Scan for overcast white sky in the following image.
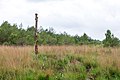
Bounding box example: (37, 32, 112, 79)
(0, 0, 120, 40)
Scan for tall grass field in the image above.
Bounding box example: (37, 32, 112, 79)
(0, 45, 120, 80)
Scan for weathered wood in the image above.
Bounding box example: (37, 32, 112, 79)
(35, 13, 38, 54)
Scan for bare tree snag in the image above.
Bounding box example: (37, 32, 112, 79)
(35, 13, 38, 55)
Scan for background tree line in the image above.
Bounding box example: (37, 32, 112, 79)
(0, 21, 119, 47)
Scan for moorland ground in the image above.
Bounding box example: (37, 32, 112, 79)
(0, 45, 120, 80)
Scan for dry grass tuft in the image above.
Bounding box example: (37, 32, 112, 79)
(0, 45, 120, 69)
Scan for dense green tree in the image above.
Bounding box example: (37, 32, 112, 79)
(103, 30, 120, 47)
(74, 35, 80, 44)
(0, 21, 18, 45)
(26, 26, 35, 45)
(0, 21, 104, 46)
(79, 33, 92, 45)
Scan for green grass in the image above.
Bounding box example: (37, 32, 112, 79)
(0, 52, 120, 80)
(0, 45, 120, 80)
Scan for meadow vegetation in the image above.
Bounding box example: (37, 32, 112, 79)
(0, 21, 120, 80)
(0, 45, 120, 80)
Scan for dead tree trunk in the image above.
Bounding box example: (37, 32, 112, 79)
(35, 13, 38, 55)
